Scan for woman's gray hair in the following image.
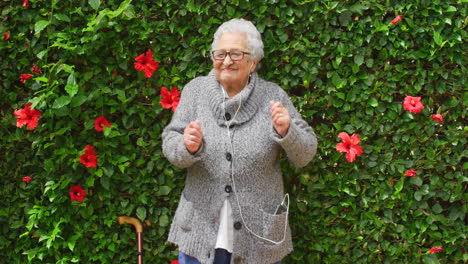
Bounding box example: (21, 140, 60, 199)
(211, 18, 264, 61)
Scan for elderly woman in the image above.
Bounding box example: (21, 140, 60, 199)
(162, 18, 317, 264)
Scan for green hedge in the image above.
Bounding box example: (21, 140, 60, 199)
(0, 0, 466, 263)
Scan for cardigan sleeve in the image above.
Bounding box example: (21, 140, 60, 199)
(271, 89, 318, 168)
(162, 79, 204, 168)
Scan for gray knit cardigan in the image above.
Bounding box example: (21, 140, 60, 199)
(162, 70, 317, 264)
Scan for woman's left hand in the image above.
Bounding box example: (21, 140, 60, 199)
(270, 101, 290, 137)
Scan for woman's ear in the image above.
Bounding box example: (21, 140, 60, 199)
(250, 60, 259, 73)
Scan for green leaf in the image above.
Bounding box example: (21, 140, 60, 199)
(89, 0, 101, 10)
(116, 156, 130, 163)
(34, 20, 51, 35)
(95, 169, 103, 177)
(413, 177, 423, 186)
(395, 178, 404, 193)
(422, 254, 439, 264)
(56, 63, 75, 74)
(354, 55, 364, 66)
(369, 98, 378, 107)
(395, 224, 405, 233)
(35, 77, 49, 83)
(319, 33, 330, 43)
(226, 5, 235, 17)
(432, 203, 443, 214)
(449, 206, 463, 221)
(158, 186, 172, 196)
(103, 125, 112, 137)
(339, 10, 352, 26)
(445, 6, 457, 12)
(52, 96, 71, 108)
(118, 162, 130, 173)
(54, 13, 70, 22)
(136, 207, 147, 221)
(67, 72, 77, 85)
(433, 31, 443, 46)
(136, 137, 148, 147)
(115, 89, 127, 102)
(331, 72, 343, 88)
(86, 176, 95, 187)
(109, 0, 132, 18)
(70, 95, 87, 107)
(159, 214, 169, 227)
(68, 240, 76, 251)
(108, 130, 121, 138)
(36, 49, 48, 59)
(65, 84, 79, 97)
(101, 177, 110, 190)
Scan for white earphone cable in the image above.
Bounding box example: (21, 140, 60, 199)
(220, 77, 289, 245)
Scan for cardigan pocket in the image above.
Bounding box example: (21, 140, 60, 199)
(261, 208, 288, 244)
(175, 193, 194, 232)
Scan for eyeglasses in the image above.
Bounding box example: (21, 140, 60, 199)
(212, 49, 251, 61)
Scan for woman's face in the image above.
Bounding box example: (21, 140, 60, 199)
(213, 32, 257, 89)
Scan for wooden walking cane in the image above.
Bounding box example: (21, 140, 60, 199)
(118, 216, 144, 264)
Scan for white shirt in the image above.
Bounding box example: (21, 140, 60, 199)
(215, 199, 234, 252)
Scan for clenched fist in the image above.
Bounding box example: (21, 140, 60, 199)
(270, 101, 290, 137)
(184, 120, 203, 153)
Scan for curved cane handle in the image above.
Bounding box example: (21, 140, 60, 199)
(118, 216, 143, 233)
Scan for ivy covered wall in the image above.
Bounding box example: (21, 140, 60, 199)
(0, 0, 466, 263)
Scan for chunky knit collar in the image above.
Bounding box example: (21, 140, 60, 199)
(206, 69, 260, 127)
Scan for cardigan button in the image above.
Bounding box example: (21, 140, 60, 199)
(225, 113, 231, 121)
(225, 152, 232, 161)
(225, 185, 232, 193)
(234, 221, 242, 230)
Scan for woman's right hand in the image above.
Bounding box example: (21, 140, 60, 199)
(184, 120, 203, 153)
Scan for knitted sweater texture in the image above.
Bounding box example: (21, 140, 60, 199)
(162, 70, 317, 264)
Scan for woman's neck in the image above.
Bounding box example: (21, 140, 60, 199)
(220, 77, 250, 98)
(223, 86, 242, 98)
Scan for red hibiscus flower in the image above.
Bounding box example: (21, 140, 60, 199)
(20, 73, 32, 83)
(432, 114, 443, 124)
(171, 260, 179, 264)
(22, 0, 29, 7)
(391, 15, 403, 24)
(160, 87, 181, 112)
(22, 176, 32, 183)
(93, 115, 112, 132)
(134, 49, 159, 78)
(403, 96, 425, 114)
(31, 64, 41, 74)
(13, 103, 42, 130)
(389, 178, 394, 185)
(79, 145, 98, 168)
(336, 132, 363, 162)
(404, 169, 417, 178)
(69, 184, 87, 202)
(428, 246, 443, 254)
(3, 30, 10, 40)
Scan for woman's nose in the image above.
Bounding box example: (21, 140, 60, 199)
(222, 55, 234, 66)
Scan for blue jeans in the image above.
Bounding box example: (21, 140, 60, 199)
(179, 249, 282, 264)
